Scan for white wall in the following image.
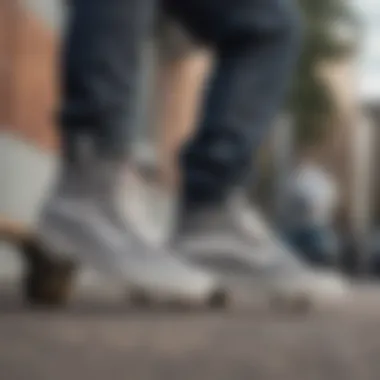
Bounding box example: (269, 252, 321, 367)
(21, 0, 64, 31)
(0, 134, 56, 222)
(0, 133, 56, 279)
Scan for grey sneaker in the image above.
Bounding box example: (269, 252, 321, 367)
(36, 160, 221, 307)
(172, 193, 348, 309)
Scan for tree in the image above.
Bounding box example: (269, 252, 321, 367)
(289, 0, 358, 147)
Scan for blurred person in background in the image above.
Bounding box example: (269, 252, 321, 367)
(37, 0, 346, 306)
(285, 155, 341, 267)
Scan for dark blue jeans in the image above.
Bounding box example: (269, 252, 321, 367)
(60, 0, 301, 204)
(286, 226, 340, 267)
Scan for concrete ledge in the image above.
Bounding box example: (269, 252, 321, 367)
(2, 282, 380, 380)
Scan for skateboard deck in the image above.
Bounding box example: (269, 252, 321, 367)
(0, 217, 76, 307)
(0, 217, 315, 312)
(0, 217, 230, 310)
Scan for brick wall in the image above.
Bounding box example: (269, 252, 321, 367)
(0, 1, 58, 151)
(0, 0, 13, 126)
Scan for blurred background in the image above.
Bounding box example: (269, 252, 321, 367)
(1, 0, 380, 279)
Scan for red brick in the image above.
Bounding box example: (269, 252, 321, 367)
(0, 1, 58, 152)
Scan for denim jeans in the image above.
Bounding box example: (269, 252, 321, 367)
(60, 0, 301, 203)
(286, 225, 340, 267)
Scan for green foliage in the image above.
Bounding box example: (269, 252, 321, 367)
(289, 0, 357, 146)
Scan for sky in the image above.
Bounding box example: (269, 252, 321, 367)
(352, 0, 380, 101)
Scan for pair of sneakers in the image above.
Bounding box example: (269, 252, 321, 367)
(37, 159, 348, 309)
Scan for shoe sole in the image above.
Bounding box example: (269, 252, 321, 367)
(172, 251, 349, 313)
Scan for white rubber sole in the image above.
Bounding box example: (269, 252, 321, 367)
(37, 210, 222, 307)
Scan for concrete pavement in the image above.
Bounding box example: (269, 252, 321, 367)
(2, 281, 380, 380)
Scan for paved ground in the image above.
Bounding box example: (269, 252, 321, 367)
(2, 281, 380, 380)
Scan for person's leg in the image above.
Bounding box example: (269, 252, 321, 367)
(157, 53, 211, 189)
(155, 18, 212, 189)
(60, 0, 152, 159)
(37, 0, 219, 303)
(165, 0, 347, 302)
(164, 0, 301, 203)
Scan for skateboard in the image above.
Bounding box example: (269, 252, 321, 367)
(0, 217, 76, 307)
(0, 217, 229, 310)
(0, 217, 315, 312)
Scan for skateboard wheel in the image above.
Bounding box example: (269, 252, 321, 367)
(290, 294, 313, 313)
(129, 289, 153, 309)
(22, 241, 76, 307)
(24, 268, 73, 307)
(208, 288, 230, 309)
